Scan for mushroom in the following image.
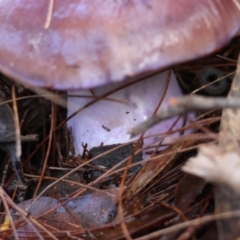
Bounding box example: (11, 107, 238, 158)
(0, 1, 239, 161)
(67, 70, 192, 158)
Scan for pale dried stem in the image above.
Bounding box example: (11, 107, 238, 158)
(11, 87, 21, 158)
(44, 0, 54, 29)
(129, 95, 240, 138)
(182, 55, 240, 240)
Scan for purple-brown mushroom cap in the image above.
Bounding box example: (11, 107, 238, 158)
(0, 0, 239, 89)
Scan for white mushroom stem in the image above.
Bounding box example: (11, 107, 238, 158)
(67, 70, 193, 158)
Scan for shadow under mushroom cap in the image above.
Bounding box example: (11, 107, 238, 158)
(0, 0, 239, 89)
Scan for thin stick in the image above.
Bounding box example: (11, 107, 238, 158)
(11, 87, 21, 159)
(0, 134, 38, 143)
(129, 95, 240, 138)
(3, 188, 56, 240)
(181, 56, 240, 239)
(134, 210, 240, 240)
(0, 188, 19, 240)
(44, 0, 54, 29)
(33, 102, 55, 198)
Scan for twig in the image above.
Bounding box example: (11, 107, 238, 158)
(33, 101, 55, 197)
(0, 187, 44, 240)
(44, 0, 54, 29)
(129, 95, 240, 138)
(134, 210, 240, 240)
(0, 134, 38, 143)
(182, 54, 240, 240)
(11, 87, 21, 159)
